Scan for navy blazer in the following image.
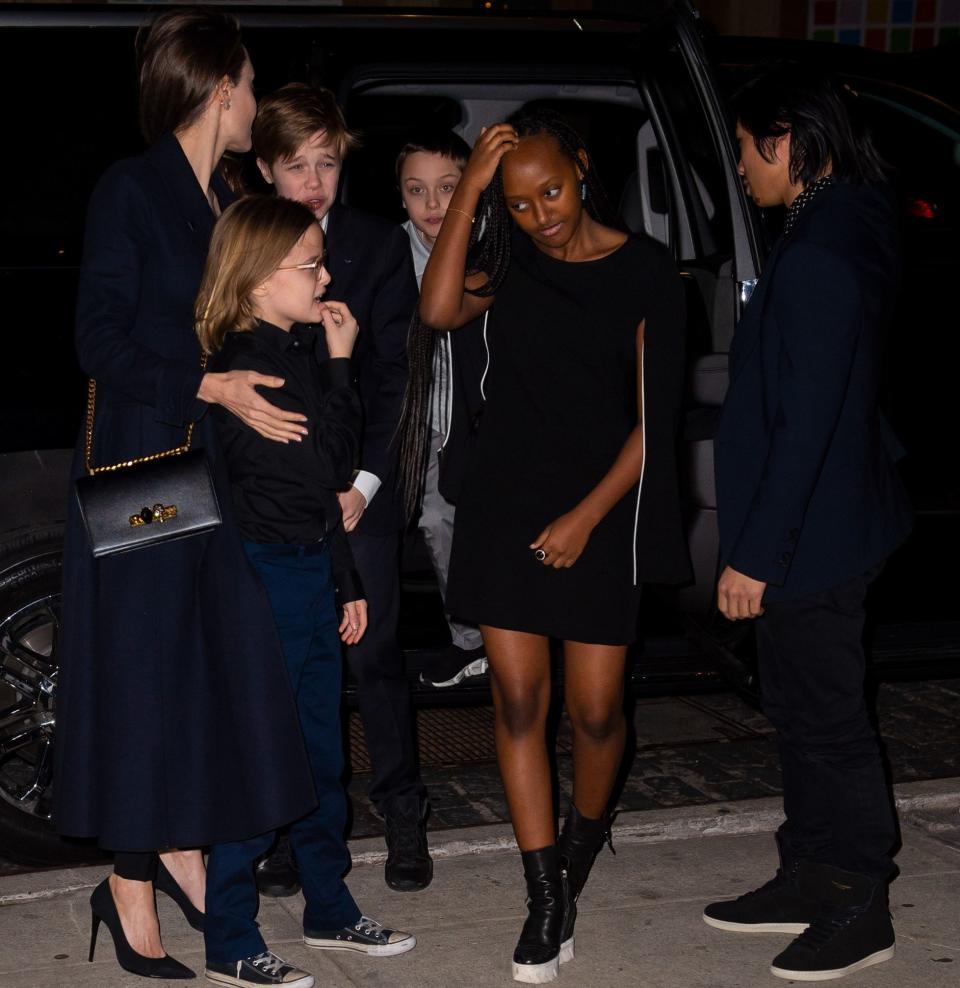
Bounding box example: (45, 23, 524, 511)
(714, 181, 912, 602)
(323, 203, 417, 535)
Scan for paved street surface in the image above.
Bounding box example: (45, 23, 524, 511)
(347, 679, 960, 838)
(1, 781, 957, 988)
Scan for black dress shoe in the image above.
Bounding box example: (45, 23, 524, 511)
(89, 878, 196, 979)
(255, 834, 301, 898)
(156, 859, 205, 931)
(383, 796, 433, 892)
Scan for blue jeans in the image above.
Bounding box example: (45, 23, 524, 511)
(204, 542, 361, 964)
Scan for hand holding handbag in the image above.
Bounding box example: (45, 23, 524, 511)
(74, 369, 222, 557)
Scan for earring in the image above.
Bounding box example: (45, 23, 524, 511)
(580, 180, 587, 201)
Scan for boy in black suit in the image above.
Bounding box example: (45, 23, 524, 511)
(253, 85, 432, 893)
(706, 64, 912, 981)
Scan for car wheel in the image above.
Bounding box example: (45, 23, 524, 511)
(0, 527, 99, 866)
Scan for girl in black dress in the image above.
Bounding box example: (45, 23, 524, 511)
(418, 109, 689, 983)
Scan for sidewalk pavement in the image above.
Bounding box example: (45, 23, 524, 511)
(1, 779, 957, 988)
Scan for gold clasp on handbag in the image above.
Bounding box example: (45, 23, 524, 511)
(129, 503, 178, 527)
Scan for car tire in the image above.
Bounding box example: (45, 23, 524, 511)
(0, 526, 101, 866)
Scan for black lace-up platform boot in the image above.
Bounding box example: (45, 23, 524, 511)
(512, 846, 566, 984)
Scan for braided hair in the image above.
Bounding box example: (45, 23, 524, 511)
(395, 108, 618, 522)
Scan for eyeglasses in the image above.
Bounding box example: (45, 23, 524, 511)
(277, 249, 328, 275)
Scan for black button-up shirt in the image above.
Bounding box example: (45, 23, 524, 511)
(210, 320, 363, 600)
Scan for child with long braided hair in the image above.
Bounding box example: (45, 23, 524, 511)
(418, 108, 690, 982)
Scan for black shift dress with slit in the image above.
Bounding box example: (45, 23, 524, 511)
(445, 230, 691, 645)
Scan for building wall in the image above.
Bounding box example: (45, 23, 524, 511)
(809, 0, 960, 50)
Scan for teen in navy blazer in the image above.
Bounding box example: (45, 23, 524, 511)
(705, 64, 912, 983)
(715, 180, 912, 600)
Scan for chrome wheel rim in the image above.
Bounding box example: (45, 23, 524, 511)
(0, 592, 59, 821)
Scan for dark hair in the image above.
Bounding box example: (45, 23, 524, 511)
(395, 107, 616, 521)
(136, 7, 246, 145)
(732, 61, 886, 187)
(395, 130, 472, 184)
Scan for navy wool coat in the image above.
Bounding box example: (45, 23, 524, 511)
(53, 134, 316, 851)
(715, 181, 913, 602)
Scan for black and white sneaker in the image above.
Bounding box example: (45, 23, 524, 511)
(303, 915, 416, 956)
(205, 950, 314, 987)
(419, 644, 488, 688)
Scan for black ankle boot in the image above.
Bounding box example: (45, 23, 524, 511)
(512, 846, 565, 984)
(556, 805, 613, 959)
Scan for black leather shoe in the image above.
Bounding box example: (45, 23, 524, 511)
(383, 796, 433, 891)
(512, 846, 566, 984)
(255, 834, 301, 898)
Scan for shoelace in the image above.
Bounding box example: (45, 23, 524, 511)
(355, 916, 386, 940)
(250, 951, 285, 976)
(791, 907, 861, 950)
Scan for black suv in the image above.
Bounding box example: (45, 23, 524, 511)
(1, 2, 956, 866)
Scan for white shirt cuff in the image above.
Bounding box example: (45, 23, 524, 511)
(351, 470, 381, 507)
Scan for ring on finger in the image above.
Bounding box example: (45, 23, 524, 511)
(534, 549, 547, 562)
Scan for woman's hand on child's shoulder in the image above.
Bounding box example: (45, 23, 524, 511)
(199, 370, 308, 443)
(317, 300, 359, 359)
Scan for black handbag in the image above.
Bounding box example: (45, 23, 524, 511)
(75, 372, 222, 558)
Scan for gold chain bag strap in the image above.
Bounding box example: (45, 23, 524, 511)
(74, 358, 222, 557)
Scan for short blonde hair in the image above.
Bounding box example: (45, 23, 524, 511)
(253, 83, 359, 166)
(195, 195, 318, 354)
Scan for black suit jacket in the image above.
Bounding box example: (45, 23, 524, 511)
(323, 203, 417, 535)
(714, 181, 913, 602)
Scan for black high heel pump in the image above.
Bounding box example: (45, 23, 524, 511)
(155, 859, 205, 932)
(89, 878, 196, 980)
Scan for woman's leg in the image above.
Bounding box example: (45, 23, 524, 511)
(111, 852, 163, 958)
(159, 847, 206, 912)
(482, 626, 554, 851)
(563, 641, 629, 818)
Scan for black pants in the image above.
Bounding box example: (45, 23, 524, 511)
(114, 851, 158, 882)
(347, 529, 425, 812)
(757, 565, 896, 881)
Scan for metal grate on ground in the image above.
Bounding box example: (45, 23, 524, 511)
(348, 706, 574, 774)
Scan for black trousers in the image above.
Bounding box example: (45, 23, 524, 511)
(114, 851, 158, 882)
(757, 564, 896, 881)
(347, 529, 425, 811)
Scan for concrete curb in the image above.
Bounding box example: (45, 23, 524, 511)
(346, 775, 960, 865)
(3, 777, 957, 905)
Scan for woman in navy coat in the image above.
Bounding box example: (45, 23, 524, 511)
(52, 9, 315, 979)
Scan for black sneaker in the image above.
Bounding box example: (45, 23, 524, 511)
(770, 863, 895, 981)
(255, 834, 301, 898)
(303, 915, 416, 956)
(205, 951, 314, 987)
(419, 644, 488, 688)
(383, 796, 433, 892)
(703, 857, 813, 934)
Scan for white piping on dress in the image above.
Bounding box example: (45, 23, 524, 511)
(631, 335, 647, 586)
(479, 309, 491, 401)
(438, 333, 455, 451)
